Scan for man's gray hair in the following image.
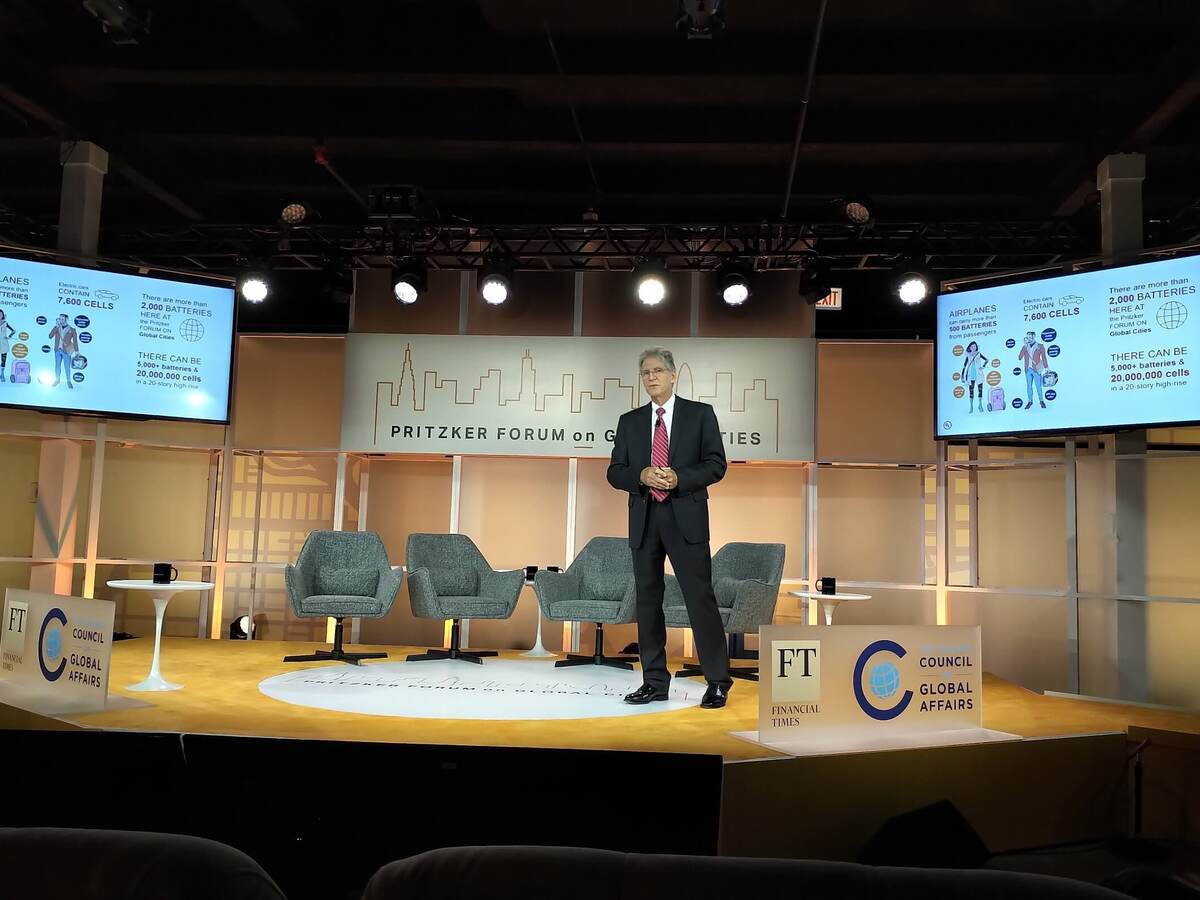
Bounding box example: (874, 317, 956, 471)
(638, 347, 676, 372)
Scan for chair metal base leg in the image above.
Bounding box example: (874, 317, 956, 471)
(406, 647, 497, 665)
(674, 661, 759, 681)
(555, 654, 636, 671)
(284, 618, 385, 667)
(283, 649, 388, 666)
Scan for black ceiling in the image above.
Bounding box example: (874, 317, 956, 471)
(0, 0, 1198, 334)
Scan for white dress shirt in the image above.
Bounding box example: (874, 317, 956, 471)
(649, 392, 676, 459)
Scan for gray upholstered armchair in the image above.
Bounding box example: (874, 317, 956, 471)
(283, 530, 402, 666)
(664, 541, 785, 681)
(405, 533, 524, 664)
(533, 536, 637, 670)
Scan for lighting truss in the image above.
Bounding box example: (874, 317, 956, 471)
(0, 220, 1093, 274)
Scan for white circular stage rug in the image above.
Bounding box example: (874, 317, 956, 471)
(258, 658, 707, 720)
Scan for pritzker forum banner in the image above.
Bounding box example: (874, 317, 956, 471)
(340, 334, 815, 461)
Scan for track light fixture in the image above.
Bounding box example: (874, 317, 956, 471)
(323, 255, 353, 305)
(479, 256, 514, 305)
(237, 258, 271, 304)
(392, 257, 426, 305)
(797, 257, 833, 305)
(893, 257, 935, 305)
(280, 203, 308, 225)
(717, 261, 754, 306)
(835, 195, 874, 226)
(633, 258, 669, 306)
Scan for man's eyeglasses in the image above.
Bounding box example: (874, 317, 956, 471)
(641, 367, 668, 379)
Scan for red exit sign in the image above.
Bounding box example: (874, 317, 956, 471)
(815, 287, 842, 310)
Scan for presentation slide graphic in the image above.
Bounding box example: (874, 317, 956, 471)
(0, 257, 235, 422)
(936, 255, 1200, 438)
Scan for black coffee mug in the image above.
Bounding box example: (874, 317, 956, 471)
(547, 566, 561, 573)
(525, 565, 539, 582)
(815, 576, 836, 595)
(153, 563, 179, 585)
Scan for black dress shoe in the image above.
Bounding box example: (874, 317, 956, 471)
(624, 684, 669, 704)
(700, 683, 730, 709)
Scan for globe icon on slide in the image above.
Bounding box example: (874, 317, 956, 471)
(1157, 301, 1188, 330)
(179, 318, 205, 342)
(869, 661, 901, 700)
(45, 627, 62, 662)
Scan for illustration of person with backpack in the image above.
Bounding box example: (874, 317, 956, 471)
(49, 314, 79, 390)
(1018, 331, 1048, 410)
(960, 341, 988, 413)
(0, 308, 14, 382)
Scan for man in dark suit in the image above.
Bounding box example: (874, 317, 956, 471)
(607, 347, 732, 709)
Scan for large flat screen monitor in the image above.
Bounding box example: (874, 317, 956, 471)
(0, 256, 235, 423)
(936, 254, 1200, 439)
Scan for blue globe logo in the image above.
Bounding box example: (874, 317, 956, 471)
(45, 627, 62, 662)
(869, 661, 901, 700)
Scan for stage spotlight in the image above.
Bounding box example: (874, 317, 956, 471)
(228, 615, 255, 640)
(237, 263, 271, 304)
(675, 0, 725, 38)
(633, 258, 668, 306)
(836, 195, 874, 226)
(893, 259, 935, 305)
(718, 262, 753, 306)
(392, 258, 426, 305)
(897, 273, 930, 305)
(798, 257, 833, 305)
(478, 257, 513, 306)
(322, 257, 353, 305)
(280, 203, 308, 225)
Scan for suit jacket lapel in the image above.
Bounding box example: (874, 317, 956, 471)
(639, 403, 653, 469)
(668, 397, 684, 466)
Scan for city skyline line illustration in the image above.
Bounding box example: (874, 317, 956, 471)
(371, 343, 782, 450)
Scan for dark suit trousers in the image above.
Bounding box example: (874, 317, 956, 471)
(634, 499, 732, 692)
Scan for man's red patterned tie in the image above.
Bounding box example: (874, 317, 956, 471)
(650, 407, 669, 501)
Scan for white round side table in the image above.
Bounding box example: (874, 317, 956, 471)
(789, 590, 872, 625)
(108, 580, 214, 692)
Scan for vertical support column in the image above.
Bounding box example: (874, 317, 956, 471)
(351, 457, 370, 644)
(58, 141, 109, 261)
(31, 142, 109, 596)
(448, 454, 463, 648)
(30, 438, 83, 594)
(935, 442, 949, 625)
(1114, 431, 1147, 699)
(1099, 153, 1148, 701)
(967, 440, 979, 588)
(81, 420, 106, 599)
(1098, 153, 1145, 260)
(197, 448, 220, 637)
(565, 272, 584, 651)
(805, 463, 820, 625)
(210, 430, 237, 638)
(564, 457, 580, 653)
(329, 451, 348, 644)
(245, 452, 265, 641)
(1064, 439, 1080, 693)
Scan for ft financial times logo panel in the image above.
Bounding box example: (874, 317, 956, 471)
(769, 637, 977, 730)
(2, 600, 107, 688)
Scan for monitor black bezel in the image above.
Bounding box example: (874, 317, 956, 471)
(0, 253, 238, 426)
(933, 253, 1200, 442)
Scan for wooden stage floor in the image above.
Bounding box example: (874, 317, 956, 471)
(37, 636, 1200, 760)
